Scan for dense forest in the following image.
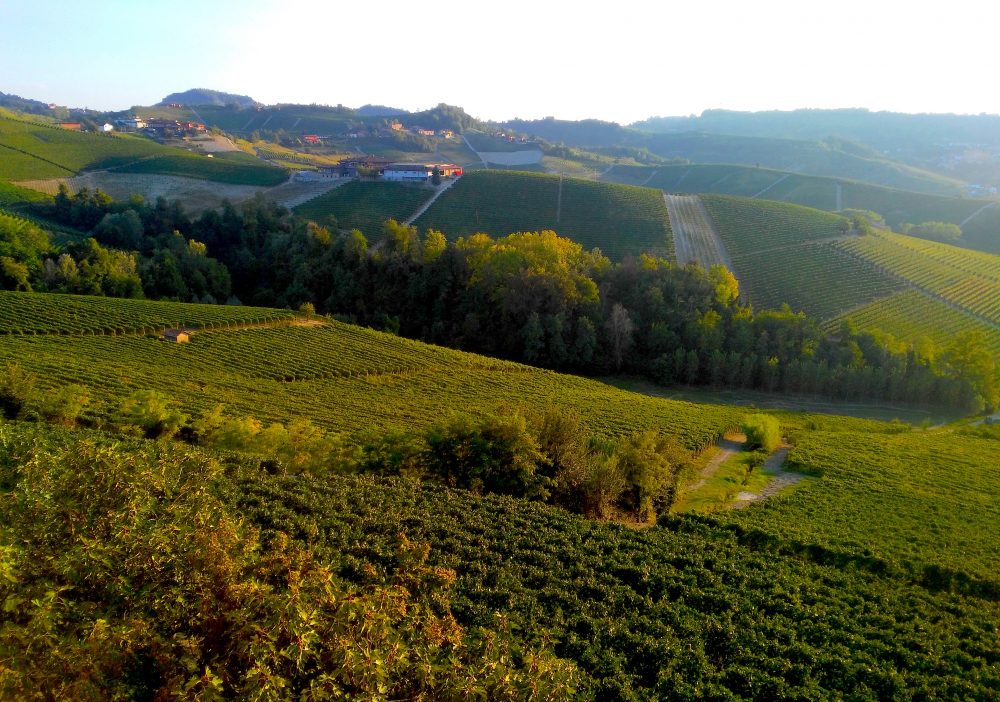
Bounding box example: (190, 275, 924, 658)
(3, 186, 996, 412)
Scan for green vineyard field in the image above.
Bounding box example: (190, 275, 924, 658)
(828, 289, 1000, 357)
(701, 195, 850, 256)
(294, 180, 434, 235)
(0, 290, 295, 335)
(414, 170, 674, 260)
(835, 231, 1000, 326)
(730, 242, 904, 319)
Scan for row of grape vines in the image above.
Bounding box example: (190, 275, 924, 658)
(0, 291, 294, 335)
(827, 289, 1000, 357)
(701, 194, 851, 256)
(225, 457, 1000, 701)
(414, 171, 674, 260)
(664, 194, 730, 268)
(294, 180, 433, 236)
(0, 326, 739, 450)
(730, 242, 904, 320)
(834, 231, 1000, 325)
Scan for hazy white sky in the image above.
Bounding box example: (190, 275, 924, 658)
(2, 0, 997, 124)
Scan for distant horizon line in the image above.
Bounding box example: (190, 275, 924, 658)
(6, 87, 1000, 126)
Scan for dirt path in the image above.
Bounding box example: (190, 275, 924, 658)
(264, 177, 348, 210)
(730, 447, 805, 508)
(960, 201, 997, 227)
(752, 173, 790, 198)
(664, 193, 735, 270)
(685, 434, 745, 492)
(403, 177, 459, 225)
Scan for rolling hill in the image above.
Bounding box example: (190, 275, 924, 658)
(0, 111, 287, 186)
(1, 289, 998, 700)
(294, 180, 435, 235)
(413, 170, 674, 260)
(503, 118, 965, 196)
(692, 194, 1000, 358)
(602, 163, 1000, 254)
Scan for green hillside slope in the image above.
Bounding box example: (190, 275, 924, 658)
(414, 170, 674, 260)
(603, 163, 1000, 254)
(294, 181, 434, 234)
(0, 112, 286, 185)
(0, 292, 738, 448)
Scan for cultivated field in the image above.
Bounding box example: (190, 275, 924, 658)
(414, 170, 674, 260)
(294, 180, 434, 235)
(664, 194, 733, 269)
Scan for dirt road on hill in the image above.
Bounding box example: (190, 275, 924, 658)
(664, 193, 734, 270)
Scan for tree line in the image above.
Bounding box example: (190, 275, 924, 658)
(8, 187, 998, 412)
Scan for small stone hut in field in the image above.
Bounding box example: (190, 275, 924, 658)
(163, 329, 190, 343)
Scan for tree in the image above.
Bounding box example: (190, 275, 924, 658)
(117, 390, 188, 440)
(742, 414, 781, 453)
(522, 311, 545, 364)
(606, 303, 634, 371)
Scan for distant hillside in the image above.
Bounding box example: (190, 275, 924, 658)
(602, 163, 1000, 254)
(158, 89, 257, 108)
(0, 91, 57, 117)
(413, 170, 673, 260)
(632, 108, 1000, 185)
(0, 111, 286, 185)
(502, 118, 964, 196)
(695, 194, 1000, 358)
(356, 104, 409, 116)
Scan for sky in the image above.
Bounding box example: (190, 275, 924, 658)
(2, 0, 998, 124)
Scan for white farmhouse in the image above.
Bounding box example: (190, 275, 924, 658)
(383, 163, 433, 181)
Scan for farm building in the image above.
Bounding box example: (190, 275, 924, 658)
(57, 122, 82, 130)
(303, 134, 321, 144)
(100, 123, 114, 133)
(163, 329, 190, 343)
(384, 164, 434, 181)
(435, 164, 463, 177)
(322, 156, 393, 178)
(115, 117, 147, 131)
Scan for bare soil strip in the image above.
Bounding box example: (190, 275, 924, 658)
(403, 178, 459, 225)
(685, 435, 745, 492)
(730, 447, 807, 508)
(664, 193, 735, 270)
(752, 173, 790, 198)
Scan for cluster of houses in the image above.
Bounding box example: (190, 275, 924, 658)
(114, 116, 207, 136)
(313, 157, 462, 181)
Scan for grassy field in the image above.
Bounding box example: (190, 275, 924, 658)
(294, 180, 434, 234)
(414, 170, 674, 260)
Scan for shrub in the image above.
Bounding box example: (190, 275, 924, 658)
(742, 413, 781, 453)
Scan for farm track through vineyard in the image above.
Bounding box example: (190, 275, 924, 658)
(664, 194, 733, 269)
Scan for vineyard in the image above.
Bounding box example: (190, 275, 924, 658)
(828, 289, 1000, 358)
(110, 151, 288, 186)
(0, 306, 742, 448)
(294, 181, 434, 235)
(701, 195, 851, 256)
(716, 424, 1000, 580)
(0, 180, 50, 209)
(0, 112, 287, 186)
(0, 290, 294, 335)
(414, 170, 674, 260)
(834, 230, 1000, 326)
(664, 194, 731, 268)
(729, 242, 904, 319)
(601, 163, 1000, 254)
(226, 447, 1000, 701)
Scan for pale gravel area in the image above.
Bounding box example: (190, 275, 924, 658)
(477, 149, 544, 166)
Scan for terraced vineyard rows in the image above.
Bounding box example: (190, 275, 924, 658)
(294, 180, 434, 236)
(111, 151, 288, 186)
(731, 242, 904, 319)
(834, 231, 1000, 325)
(828, 289, 1000, 357)
(701, 194, 851, 256)
(0, 317, 740, 450)
(414, 170, 674, 260)
(0, 291, 295, 335)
